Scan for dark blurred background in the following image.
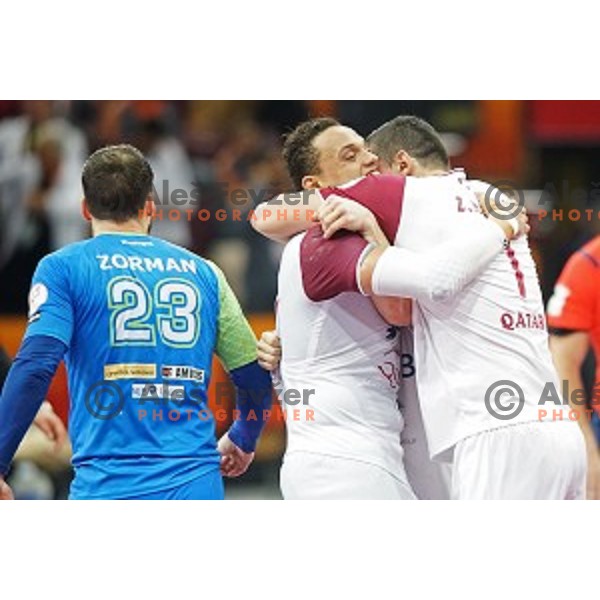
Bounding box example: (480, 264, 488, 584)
(1, 100, 599, 498)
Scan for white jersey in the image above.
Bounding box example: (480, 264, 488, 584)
(275, 231, 406, 480)
(321, 171, 560, 461)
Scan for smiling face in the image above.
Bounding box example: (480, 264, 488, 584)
(304, 125, 379, 189)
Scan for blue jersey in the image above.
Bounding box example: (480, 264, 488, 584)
(25, 232, 257, 499)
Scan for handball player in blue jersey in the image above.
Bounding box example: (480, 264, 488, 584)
(0, 144, 272, 500)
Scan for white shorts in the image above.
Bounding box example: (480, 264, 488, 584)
(280, 452, 417, 500)
(452, 420, 587, 500)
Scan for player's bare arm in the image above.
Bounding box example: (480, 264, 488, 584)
(252, 190, 323, 243)
(477, 190, 531, 239)
(550, 331, 600, 499)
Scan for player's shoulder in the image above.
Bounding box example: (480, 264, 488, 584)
(578, 235, 600, 265)
(465, 178, 492, 193)
(37, 238, 96, 271)
(354, 172, 406, 191)
(149, 236, 202, 263)
(152, 236, 197, 259)
(154, 237, 220, 279)
(465, 178, 515, 207)
(326, 173, 406, 196)
(342, 172, 406, 186)
(404, 170, 471, 194)
(563, 236, 600, 277)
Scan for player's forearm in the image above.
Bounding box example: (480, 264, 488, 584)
(570, 376, 598, 452)
(0, 335, 65, 474)
(549, 333, 596, 449)
(252, 190, 322, 243)
(361, 218, 506, 301)
(371, 296, 412, 326)
(210, 263, 273, 451)
(227, 360, 273, 453)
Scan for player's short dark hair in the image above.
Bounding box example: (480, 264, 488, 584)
(82, 144, 154, 222)
(367, 116, 449, 169)
(282, 117, 340, 188)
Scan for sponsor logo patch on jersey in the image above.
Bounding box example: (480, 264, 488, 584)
(161, 365, 205, 383)
(104, 363, 157, 380)
(132, 383, 185, 400)
(500, 311, 546, 331)
(28, 283, 48, 321)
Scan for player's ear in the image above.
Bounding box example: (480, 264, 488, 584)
(143, 197, 155, 217)
(301, 175, 320, 190)
(392, 150, 415, 175)
(81, 198, 92, 222)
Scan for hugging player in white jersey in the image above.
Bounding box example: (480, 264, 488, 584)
(254, 117, 524, 500)
(256, 116, 586, 500)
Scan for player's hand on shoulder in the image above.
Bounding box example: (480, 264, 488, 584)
(0, 477, 14, 500)
(316, 195, 377, 239)
(33, 401, 68, 451)
(257, 330, 281, 372)
(218, 432, 255, 478)
(512, 207, 530, 239)
(477, 190, 530, 240)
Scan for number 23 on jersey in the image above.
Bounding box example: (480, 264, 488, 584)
(107, 276, 201, 348)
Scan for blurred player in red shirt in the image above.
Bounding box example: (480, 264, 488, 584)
(548, 236, 600, 499)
